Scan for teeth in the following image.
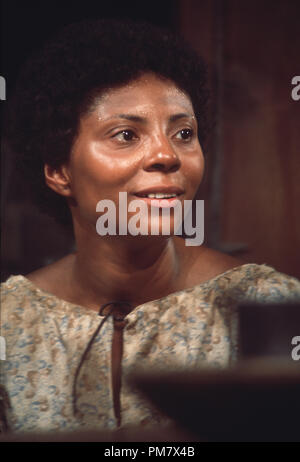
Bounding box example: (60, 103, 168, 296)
(146, 193, 177, 199)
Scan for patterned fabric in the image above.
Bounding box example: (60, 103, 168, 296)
(0, 263, 300, 433)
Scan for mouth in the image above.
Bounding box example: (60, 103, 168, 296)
(132, 186, 184, 208)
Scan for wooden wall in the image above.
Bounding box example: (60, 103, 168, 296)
(179, 0, 300, 278)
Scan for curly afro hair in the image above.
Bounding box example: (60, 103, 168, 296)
(6, 18, 209, 230)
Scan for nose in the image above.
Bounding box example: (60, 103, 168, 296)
(143, 137, 181, 174)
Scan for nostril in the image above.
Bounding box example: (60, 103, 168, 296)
(151, 163, 164, 170)
(168, 164, 180, 173)
(147, 163, 180, 173)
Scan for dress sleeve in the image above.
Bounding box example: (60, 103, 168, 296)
(248, 268, 300, 303)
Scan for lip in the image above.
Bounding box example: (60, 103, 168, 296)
(133, 185, 185, 197)
(132, 196, 181, 208)
(132, 185, 184, 209)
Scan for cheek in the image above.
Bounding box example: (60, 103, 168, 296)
(70, 149, 139, 195)
(184, 152, 205, 190)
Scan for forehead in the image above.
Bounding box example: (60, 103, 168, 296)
(89, 73, 194, 118)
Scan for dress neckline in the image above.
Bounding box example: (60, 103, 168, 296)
(3, 263, 274, 318)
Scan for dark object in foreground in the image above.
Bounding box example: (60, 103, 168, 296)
(238, 302, 300, 359)
(129, 360, 300, 442)
(0, 424, 194, 442)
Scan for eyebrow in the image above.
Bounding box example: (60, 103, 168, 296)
(107, 112, 195, 123)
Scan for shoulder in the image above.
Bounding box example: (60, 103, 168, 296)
(179, 242, 300, 301)
(197, 246, 245, 274)
(1, 274, 51, 319)
(201, 250, 300, 303)
(1, 275, 31, 303)
(181, 244, 245, 286)
(1, 275, 41, 352)
(243, 264, 300, 303)
(0, 265, 71, 331)
(25, 253, 75, 296)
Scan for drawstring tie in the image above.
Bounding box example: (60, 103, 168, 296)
(72, 300, 133, 417)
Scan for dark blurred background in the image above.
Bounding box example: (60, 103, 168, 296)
(1, 0, 300, 281)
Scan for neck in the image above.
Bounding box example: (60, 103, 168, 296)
(70, 224, 185, 311)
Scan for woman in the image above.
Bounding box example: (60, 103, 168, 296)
(1, 18, 300, 434)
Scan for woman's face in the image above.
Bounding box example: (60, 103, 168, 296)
(64, 72, 205, 235)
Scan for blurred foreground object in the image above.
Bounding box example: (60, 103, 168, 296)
(238, 303, 300, 360)
(130, 359, 300, 442)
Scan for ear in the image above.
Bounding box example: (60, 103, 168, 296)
(44, 164, 73, 197)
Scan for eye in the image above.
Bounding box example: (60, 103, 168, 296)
(175, 128, 194, 141)
(112, 129, 138, 142)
